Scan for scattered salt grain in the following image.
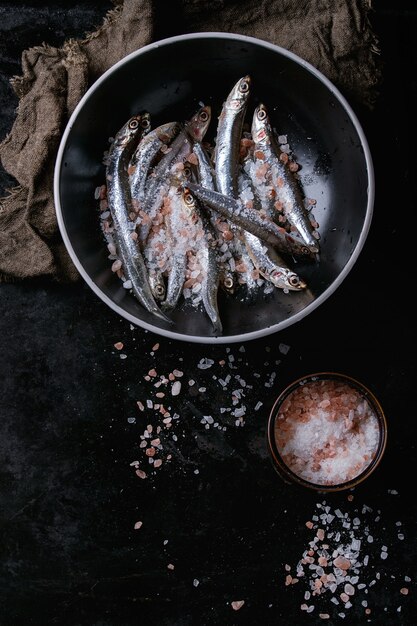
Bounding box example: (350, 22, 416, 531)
(120, 354, 127, 360)
(167, 564, 175, 570)
(231, 600, 245, 611)
(114, 342, 124, 350)
(400, 588, 409, 595)
(193, 579, 200, 587)
(134, 521, 143, 530)
(197, 358, 214, 370)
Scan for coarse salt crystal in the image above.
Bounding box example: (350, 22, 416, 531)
(231, 601, 245, 611)
(111, 259, 122, 272)
(134, 521, 143, 530)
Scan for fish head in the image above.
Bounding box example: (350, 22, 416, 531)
(221, 272, 236, 295)
(183, 160, 199, 184)
(251, 103, 272, 146)
(270, 268, 307, 291)
(114, 114, 143, 149)
(225, 75, 251, 112)
(149, 273, 166, 301)
(181, 188, 199, 222)
(185, 105, 212, 142)
(286, 234, 319, 259)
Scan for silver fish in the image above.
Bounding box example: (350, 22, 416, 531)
(214, 75, 251, 197)
(185, 182, 315, 259)
(193, 141, 237, 293)
(129, 121, 180, 207)
(143, 224, 169, 302)
(251, 103, 319, 253)
(238, 169, 307, 291)
(106, 114, 170, 323)
(184, 190, 222, 334)
(161, 186, 190, 311)
(139, 105, 211, 246)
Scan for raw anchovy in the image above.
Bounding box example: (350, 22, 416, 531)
(143, 223, 169, 302)
(106, 115, 170, 322)
(193, 141, 237, 294)
(129, 121, 180, 207)
(214, 75, 251, 197)
(184, 191, 222, 334)
(213, 76, 253, 291)
(250, 103, 319, 253)
(185, 182, 314, 259)
(139, 105, 211, 245)
(238, 170, 307, 291)
(243, 231, 306, 291)
(161, 185, 191, 311)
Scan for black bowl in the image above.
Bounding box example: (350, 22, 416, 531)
(54, 32, 374, 343)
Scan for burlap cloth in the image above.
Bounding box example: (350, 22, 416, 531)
(0, 0, 381, 283)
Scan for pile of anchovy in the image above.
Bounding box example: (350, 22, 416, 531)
(99, 75, 320, 334)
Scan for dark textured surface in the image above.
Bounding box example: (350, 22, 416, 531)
(1, 2, 417, 625)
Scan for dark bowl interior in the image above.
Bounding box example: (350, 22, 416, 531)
(55, 33, 373, 343)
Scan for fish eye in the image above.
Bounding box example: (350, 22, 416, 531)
(141, 118, 150, 128)
(301, 246, 310, 255)
(224, 277, 234, 289)
(129, 118, 139, 130)
(257, 108, 267, 120)
(239, 80, 250, 93)
(199, 110, 209, 122)
(155, 284, 165, 298)
(289, 275, 300, 287)
(184, 192, 195, 205)
(183, 167, 191, 177)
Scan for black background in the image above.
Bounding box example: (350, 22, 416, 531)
(1, 2, 416, 625)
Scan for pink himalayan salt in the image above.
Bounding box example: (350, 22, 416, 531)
(274, 379, 380, 486)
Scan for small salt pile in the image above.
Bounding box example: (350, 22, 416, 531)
(285, 500, 411, 619)
(274, 378, 381, 485)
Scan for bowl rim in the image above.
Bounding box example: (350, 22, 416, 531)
(54, 31, 375, 344)
(267, 371, 388, 491)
